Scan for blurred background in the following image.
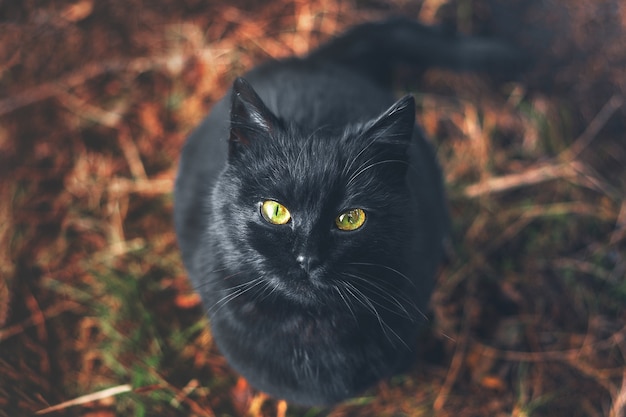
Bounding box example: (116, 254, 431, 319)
(0, 0, 625, 416)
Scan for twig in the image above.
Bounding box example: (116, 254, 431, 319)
(54, 87, 127, 128)
(477, 323, 626, 363)
(463, 94, 624, 198)
(610, 201, 626, 246)
(610, 369, 626, 417)
(483, 201, 615, 255)
(35, 384, 133, 415)
(56, 90, 148, 180)
(478, 343, 578, 363)
(35, 382, 212, 416)
(0, 55, 174, 116)
(551, 258, 613, 282)
(433, 304, 472, 411)
(0, 301, 83, 343)
(479, 344, 619, 392)
(277, 400, 287, 417)
(561, 94, 624, 161)
(248, 392, 270, 417)
(23, 288, 50, 376)
(0, 182, 15, 328)
(117, 127, 148, 180)
(463, 161, 578, 198)
(143, 368, 216, 417)
(169, 378, 199, 408)
(108, 177, 173, 195)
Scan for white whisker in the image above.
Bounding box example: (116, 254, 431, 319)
(347, 159, 408, 185)
(340, 272, 415, 320)
(347, 262, 416, 288)
(342, 134, 379, 177)
(192, 270, 246, 291)
(209, 277, 266, 314)
(333, 284, 358, 323)
(341, 281, 408, 349)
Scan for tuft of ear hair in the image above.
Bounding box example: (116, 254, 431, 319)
(363, 95, 416, 146)
(229, 78, 280, 157)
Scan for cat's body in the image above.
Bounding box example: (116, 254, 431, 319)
(175, 18, 520, 406)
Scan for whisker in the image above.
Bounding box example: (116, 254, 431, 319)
(346, 262, 416, 288)
(247, 279, 274, 305)
(342, 123, 409, 178)
(256, 278, 280, 303)
(191, 270, 246, 292)
(345, 153, 377, 178)
(347, 159, 408, 185)
(333, 283, 358, 324)
(342, 134, 379, 177)
(208, 277, 266, 314)
(341, 281, 408, 349)
(345, 268, 428, 321)
(340, 272, 415, 320)
(294, 124, 330, 169)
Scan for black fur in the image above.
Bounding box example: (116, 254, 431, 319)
(174, 17, 519, 406)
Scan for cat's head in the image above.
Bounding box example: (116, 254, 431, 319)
(210, 78, 423, 317)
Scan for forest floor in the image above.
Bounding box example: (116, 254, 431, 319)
(1, 0, 625, 416)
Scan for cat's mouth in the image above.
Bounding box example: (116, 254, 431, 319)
(268, 268, 331, 306)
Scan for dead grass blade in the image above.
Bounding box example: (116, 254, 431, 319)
(611, 369, 626, 417)
(463, 93, 624, 198)
(35, 384, 133, 415)
(433, 297, 473, 411)
(0, 55, 182, 116)
(0, 301, 83, 343)
(463, 161, 581, 198)
(561, 94, 624, 161)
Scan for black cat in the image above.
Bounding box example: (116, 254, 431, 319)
(174, 18, 520, 406)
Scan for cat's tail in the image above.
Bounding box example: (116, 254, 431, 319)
(307, 17, 527, 87)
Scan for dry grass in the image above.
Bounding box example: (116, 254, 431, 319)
(0, 0, 624, 416)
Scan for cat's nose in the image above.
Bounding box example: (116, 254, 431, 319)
(296, 254, 320, 273)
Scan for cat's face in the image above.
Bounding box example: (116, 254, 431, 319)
(210, 78, 421, 316)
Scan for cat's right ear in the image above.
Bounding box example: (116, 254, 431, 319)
(229, 78, 279, 157)
(365, 95, 416, 146)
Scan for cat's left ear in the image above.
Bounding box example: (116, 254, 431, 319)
(229, 77, 280, 157)
(364, 95, 416, 147)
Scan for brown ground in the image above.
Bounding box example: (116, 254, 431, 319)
(1, 1, 625, 416)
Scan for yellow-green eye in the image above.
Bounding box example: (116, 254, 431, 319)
(260, 200, 291, 225)
(335, 208, 366, 231)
